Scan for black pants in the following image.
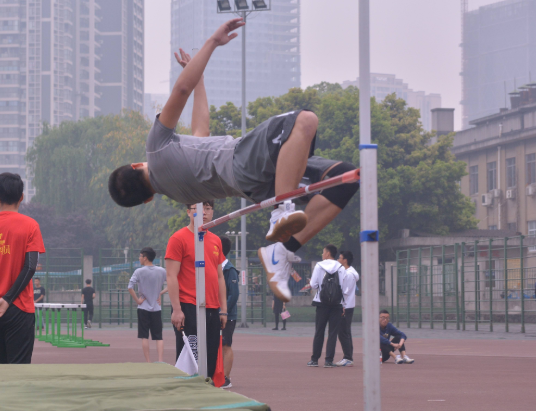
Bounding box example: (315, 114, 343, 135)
(338, 307, 354, 361)
(311, 303, 343, 363)
(84, 305, 94, 325)
(381, 336, 406, 363)
(173, 303, 220, 379)
(274, 314, 286, 329)
(0, 304, 35, 364)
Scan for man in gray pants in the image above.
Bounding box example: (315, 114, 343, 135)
(128, 247, 167, 363)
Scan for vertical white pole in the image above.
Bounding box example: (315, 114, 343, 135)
(194, 202, 208, 377)
(240, 11, 248, 328)
(359, 1, 381, 410)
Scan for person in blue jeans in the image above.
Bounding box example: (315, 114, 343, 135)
(380, 309, 414, 364)
(219, 236, 240, 389)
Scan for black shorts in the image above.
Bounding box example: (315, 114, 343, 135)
(222, 320, 236, 347)
(137, 309, 163, 340)
(0, 304, 35, 364)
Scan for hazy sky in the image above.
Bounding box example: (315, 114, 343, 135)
(145, 0, 499, 130)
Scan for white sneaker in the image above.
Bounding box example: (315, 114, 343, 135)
(395, 355, 404, 364)
(403, 355, 414, 364)
(88, 320, 91, 329)
(335, 359, 353, 367)
(265, 201, 307, 243)
(258, 242, 301, 302)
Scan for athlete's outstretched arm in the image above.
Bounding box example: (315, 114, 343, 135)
(159, 18, 244, 130)
(175, 49, 210, 137)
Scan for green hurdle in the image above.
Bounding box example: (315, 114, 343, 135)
(35, 303, 109, 348)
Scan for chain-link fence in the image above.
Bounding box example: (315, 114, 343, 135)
(392, 235, 536, 333)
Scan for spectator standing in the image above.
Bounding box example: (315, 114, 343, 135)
(165, 201, 227, 379)
(219, 236, 240, 389)
(33, 277, 45, 329)
(128, 247, 167, 363)
(81, 279, 95, 329)
(379, 309, 414, 364)
(272, 295, 287, 331)
(307, 244, 350, 368)
(0, 173, 45, 364)
(336, 251, 360, 367)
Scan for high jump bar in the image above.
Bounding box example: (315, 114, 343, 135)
(200, 169, 360, 231)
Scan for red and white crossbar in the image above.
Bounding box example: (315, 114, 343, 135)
(200, 169, 360, 231)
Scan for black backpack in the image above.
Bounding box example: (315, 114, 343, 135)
(319, 266, 343, 306)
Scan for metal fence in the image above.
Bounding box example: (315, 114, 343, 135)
(393, 236, 536, 333)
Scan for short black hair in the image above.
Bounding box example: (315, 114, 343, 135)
(140, 247, 156, 262)
(186, 200, 215, 209)
(339, 250, 354, 266)
(85, 279, 92, 285)
(0, 172, 24, 205)
(324, 244, 337, 259)
(220, 235, 232, 257)
(380, 309, 390, 315)
(34, 277, 41, 281)
(108, 165, 153, 207)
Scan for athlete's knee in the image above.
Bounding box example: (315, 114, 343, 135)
(321, 161, 359, 209)
(295, 111, 318, 138)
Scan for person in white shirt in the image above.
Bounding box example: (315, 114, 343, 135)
(335, 251, 360, 367)
(307, 244, 351, 368)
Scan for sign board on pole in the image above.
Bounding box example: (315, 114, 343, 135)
(241, 270, 246, 286)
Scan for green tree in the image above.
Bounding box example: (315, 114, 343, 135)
(26, 111, 176, 251)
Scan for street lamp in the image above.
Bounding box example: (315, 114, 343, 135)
(217, 1, 271, 329)
(217, 0, 231, 12)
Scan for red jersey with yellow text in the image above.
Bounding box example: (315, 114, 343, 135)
(165, 227, 224, 309)
(0, 211, 45, 313)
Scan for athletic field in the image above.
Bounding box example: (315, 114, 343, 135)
(32, 322, 536, 410)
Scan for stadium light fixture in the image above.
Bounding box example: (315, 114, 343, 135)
(234, 0, 249, 10)
(217, 0, 232, 11)
(252, 0, 267, 9)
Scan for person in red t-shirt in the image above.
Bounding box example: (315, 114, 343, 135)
(165, 199, 227, 378)
(0, 173, 45, 364)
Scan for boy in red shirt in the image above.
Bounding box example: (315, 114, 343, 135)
(0, 173, 45, 364)
(165, 200, 227, 378)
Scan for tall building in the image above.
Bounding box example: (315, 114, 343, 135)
(0, 0, 143, 198)
(453, 88, 536, 239)
(461, 0, 536, 130)
(341, 73, 441, 132)
(170, 0, 300, 127)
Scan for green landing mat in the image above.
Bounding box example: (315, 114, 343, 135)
(0, 363, 270, 411)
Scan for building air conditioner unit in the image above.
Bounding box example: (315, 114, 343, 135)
(491, 188, 502, 198)
(482, 193, 493, 207)
(527, 184, 536, 197)
(506, 189, 516, 200)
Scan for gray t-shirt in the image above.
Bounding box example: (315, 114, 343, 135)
(146, 115, 245, 205)
(128, 265, 167, 312)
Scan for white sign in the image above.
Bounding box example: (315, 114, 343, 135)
(241, 270, 246, 286)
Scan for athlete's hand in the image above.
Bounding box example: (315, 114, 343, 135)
(174, 48, 191, 68)
(172, 309, 185, 330)
(210, 18, 245, 46)
(0, 298, 9, 318)
(220, 314, 227, 330)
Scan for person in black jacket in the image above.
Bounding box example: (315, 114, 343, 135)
(380, 310, 414, 364)
(272, 295, 286, 331)
(219, 236, 240, 389)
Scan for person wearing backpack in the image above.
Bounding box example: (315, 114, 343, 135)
(307, 244, 350, 368)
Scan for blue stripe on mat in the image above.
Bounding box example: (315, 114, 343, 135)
(172, 375, 199, 380)
(201, 401, 265, 409)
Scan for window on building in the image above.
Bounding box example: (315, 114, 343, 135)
(527, 154, 536, 185)
(487, 161, 497, 191)
(488, 225, 498, 230)
(529, 221, 536, 252)
(469, 165, 478, 195)
(507, 222, 517, 232)
(506, 157, 516, 188)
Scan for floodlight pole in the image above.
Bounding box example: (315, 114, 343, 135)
(194, 203, 208, 378)
(240, 11, 248, 328)
(359, 0, 381, 410)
